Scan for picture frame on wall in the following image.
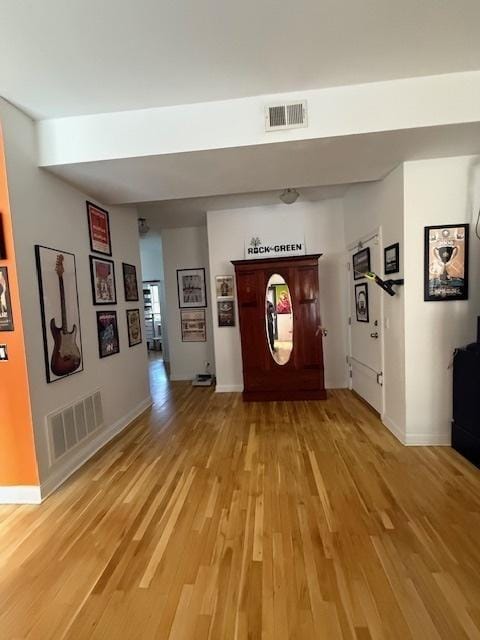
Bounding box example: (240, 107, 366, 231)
(0, 266, 14, 331)
(177, 268, 207, 308)
(180, 309, 206, 342)
(96, 310, 120, 358)
(122, 263, 139, 301)
(35, 245, 83, 383)
(424, 224, 469, 301)
(90, 256, 117, 305)
(352, 247, 371, 280)
(384, 242, 400, 275)
(217, 300, 235, 327)
(86, 201, 112, 256)
(215, 275, 234, 300)
(126, 309, 142, 347)
(355, 283, 369, 323)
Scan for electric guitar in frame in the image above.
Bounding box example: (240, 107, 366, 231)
(50, 254, 82, 376)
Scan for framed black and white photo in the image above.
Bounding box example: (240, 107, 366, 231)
(217, 300, 235, 327)
(90, 256, 117, 305)
(352, 248, 371, 280)
(180, 309, 206, 342)
(97, 310, 120, 358)
(126, 309, 142, 347)
(177, 268, 207, 308)
(35, 245, 83, 383)
(0, 266, 14, 331)
(384, 242, 400, 275)
(86, 201, 112, 256)
(355, 283, 369, 323)
(215, 275, 234, 300)
(122, 263, 139, 301)
(424, 224, 469, 301)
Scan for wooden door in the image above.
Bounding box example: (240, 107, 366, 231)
(233, 254, 326, 401)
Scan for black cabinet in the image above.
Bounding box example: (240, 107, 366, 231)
(452, 345, 480, 467)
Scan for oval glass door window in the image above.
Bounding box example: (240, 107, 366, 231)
(265, 274, 293, 365)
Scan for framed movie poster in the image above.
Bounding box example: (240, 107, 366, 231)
(353, 248, 371, 280)
(35, 245, 83, 383)
(355, 283, 369, 323)
(384, 242, 400, 275)
(122, 263, 139, 301)
(177, 268, 207, 308)
(97, 310, 120, 358)
(90, 256, 117, 305)
(215, 275, 234, 299)
(126, 309, 142, 346)
(217, 300, 235, 327)
(424, 224, 469, 301)
(180, 309, 206, 342)
(0, 266, 14, 331)
(86, 201, 112, 256)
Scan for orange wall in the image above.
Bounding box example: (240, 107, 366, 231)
(0, 123, 39, 486)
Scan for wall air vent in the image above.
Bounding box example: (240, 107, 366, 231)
(265, 100, 308, 132)
(46, 390, 104, 465)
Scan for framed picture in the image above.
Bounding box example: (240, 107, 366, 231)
(215, 275, 234, 300)
(353, 247, 371, 280)
(355, 283, 369, 323)
(217, 300, 235, 327)
(177, 268, 207, 308)
(96, 310, 120, 358)
(86, 201, 112, 256)
(126, 309, 142, 347)
(122, 263, 139, 301)
(180, 309, 206, 342)
(90, 256, 117, 305)
(0, 266, 14, 331)
(424, 224, 469, 301)
(35, 245, 83, 383)
(384, 242, 400, 275)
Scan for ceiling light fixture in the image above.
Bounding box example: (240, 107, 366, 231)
(279, 188, 299, 205)
(138, 217, 150, 235)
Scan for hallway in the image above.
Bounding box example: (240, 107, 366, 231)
(1, 363, 480, 639)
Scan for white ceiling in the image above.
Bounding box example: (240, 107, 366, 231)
(2, 0, 480, 118)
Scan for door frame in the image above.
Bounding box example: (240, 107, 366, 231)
(346, 227, 386, 416)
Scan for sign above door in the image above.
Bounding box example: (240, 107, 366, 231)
(244, 234, 306, 260)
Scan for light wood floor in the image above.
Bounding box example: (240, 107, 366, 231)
(1, 357, 480, 639)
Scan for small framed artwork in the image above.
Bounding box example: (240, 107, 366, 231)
(355, 283, 369, 323)
(177, 268, 207, 308)
(126, 309, 142, 347)
(424, 224, 469, 301)
(0, 266, 14, 331)
(0, 214, 6, 259)
(217, 300, 235, 327)
(215, 275, 234, 300)
(384, 242, 400, 275)
(96, 310, 120, 358)
(352, 247, 371, 280)
(122, 263, 139, 301)
(86, 201, 112, 256)
(180, 309, 206, 342)
(90, 256, 117, 305)
(35, 245, 83, 382)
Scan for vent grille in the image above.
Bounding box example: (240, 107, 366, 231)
(46, 390, 104, 465)
(265, 100, 307, 131)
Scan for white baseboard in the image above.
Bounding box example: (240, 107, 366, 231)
(0, 485, 42, 504)
(40, 396, 152, 500)
(381, 414, 406, 444)
(404, 432, 451, 446)
(169, 374, 193, 381)
(215, 384, 243, 393)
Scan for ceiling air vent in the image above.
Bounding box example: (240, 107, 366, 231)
(265, 100, 308, 132)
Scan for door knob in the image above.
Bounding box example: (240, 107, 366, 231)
(370, 332, 379, 339)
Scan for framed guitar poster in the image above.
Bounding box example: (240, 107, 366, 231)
(35, 245, 83, 383)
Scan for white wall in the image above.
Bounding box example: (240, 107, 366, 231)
(343, 165, 406, 441)
(207, 200, 348, 391)
(0, 98, 151, 495)
(161, 226, 214, 380)
(403, 156, 480, 444)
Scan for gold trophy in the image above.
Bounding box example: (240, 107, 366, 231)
(434, 245, 458, 283)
